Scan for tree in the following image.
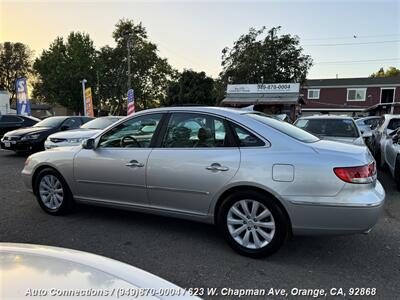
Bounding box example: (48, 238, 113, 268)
(97, 19, 173, 114)
(33, 32, 97, 114)
(220, 26, 313, 86)
(0, 42, 33, 101)
(370, 66, 400, 78)
(164, 70, 216, 106)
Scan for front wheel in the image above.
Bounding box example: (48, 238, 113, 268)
(217, 190, 289, 258)
(34, 168, 74, 215)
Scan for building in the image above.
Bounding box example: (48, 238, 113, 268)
(221, 83, 305, 121)
(301, 77, 400, 116)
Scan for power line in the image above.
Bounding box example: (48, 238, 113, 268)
(301, 33, 400, 41)
(315, 58, 400, 64)
(304, 40, 400, 46)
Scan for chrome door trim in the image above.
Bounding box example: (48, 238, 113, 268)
(76, 179, 146, 189)
(147, 185, 210, 195)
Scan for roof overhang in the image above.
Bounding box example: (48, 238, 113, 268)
(222, 93, 304, 106)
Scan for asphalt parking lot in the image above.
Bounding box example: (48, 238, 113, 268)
(0, 149, 399, 299)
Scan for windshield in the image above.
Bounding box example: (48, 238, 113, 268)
(81, 117, 121, 129)
(295, 118, 359, 138)
(245, 113, 319, 143)
(33, 117, 66, 128)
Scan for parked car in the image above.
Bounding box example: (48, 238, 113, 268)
(382, 128, 400, 189)
(371, 114, 400, 166)
(355, 116, 381, 148)
(45, 116, 123, 149)
(0, 114, 40, 137)
(0, 243, 198, 299)
(22, 107, 385, 258)
(294, 115, 365, 146)
(1, 116, 93, 153)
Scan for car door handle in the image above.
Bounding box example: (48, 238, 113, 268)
(206, 163, 229, 172)
(126, 160, 144, 168)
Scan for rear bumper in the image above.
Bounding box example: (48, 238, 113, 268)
(286, 181, 385, 235)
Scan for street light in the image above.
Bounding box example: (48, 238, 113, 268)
(81, 79, 87, 116)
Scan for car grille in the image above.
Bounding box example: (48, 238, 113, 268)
(50, 138, 67, 143)
(3, 136, 20, 141)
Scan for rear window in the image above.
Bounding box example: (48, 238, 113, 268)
(295, 118, 359, 138)
(245, 113, 319, 143)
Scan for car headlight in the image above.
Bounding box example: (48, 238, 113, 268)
(21, 134, 40, 140)
(68, 138, 84, 143)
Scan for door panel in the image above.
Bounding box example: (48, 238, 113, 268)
(74, 148, 150, 205)
(73, 113, 163, 206)
(146, 112, 240, 215)
(147, 149, 239, 214)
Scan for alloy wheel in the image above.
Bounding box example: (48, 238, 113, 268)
(39, 175, 64, 210)
(227, 199, 275, 249)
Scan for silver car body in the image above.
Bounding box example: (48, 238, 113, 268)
(383, 129, 400, 178)
(22, 107, 385, 235)
(0, 243, 198, 300)
(45, 116, 123, 149)
(355, 116, 381, 138)
(371, 114, 400, 164)
(294, 115, 365, 146)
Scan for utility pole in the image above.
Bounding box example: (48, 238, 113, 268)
(127, 36, 132, 91)
(81, 79, 87, 116)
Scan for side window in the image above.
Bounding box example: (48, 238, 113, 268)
(230, 123, 265, 147)
(1, 116, 22, 123)
(162, 113, 229, 148)
(62, 118, 80, 129)
(99, 114, 162, 148)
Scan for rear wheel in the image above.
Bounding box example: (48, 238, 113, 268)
(217, 190, 289, 258)
(34, 168, 74, 215)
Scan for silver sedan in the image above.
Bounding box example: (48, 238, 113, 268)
(22, 107, 385, 257)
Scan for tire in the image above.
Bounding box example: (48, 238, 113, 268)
(217, 190, 289, 258)
(395, 156, 400, 191)
(33, 168, 74, 215)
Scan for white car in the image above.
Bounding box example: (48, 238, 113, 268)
(0, 243, 199, 299)
(45, 116, 123, 149)
(294, 115, 365, 146)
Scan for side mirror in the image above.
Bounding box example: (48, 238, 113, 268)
(82, 138, 96, 150)
(61, 125, 70, 131)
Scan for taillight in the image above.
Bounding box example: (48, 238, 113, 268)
(333, 162, 376, 184)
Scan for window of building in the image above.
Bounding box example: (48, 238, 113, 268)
(307, 89, 320, 100)
(347, 88, 366, 101)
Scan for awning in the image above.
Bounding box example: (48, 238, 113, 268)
(221, 93, 304, 106)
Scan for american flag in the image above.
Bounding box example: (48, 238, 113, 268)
(127, 89, 135, 116)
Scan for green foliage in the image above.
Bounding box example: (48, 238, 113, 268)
(220, 26, 313, 86)
(97, 19, 174, 114)
(33, 33, 97, 114)
(0, 42, 33, 100)
(370, 66, 400, 78)
(164, 70, 216, 106)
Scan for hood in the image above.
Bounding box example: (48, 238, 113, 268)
(48, 129, 100, 140)
(5, 126, 51, 137)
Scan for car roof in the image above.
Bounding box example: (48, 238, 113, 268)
(132, 106, 245, 118)
(297, 115, 354, 120)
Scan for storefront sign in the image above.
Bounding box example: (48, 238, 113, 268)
(227, 83, 300, 94)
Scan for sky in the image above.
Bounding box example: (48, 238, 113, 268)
(1, 0, 399, 80)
